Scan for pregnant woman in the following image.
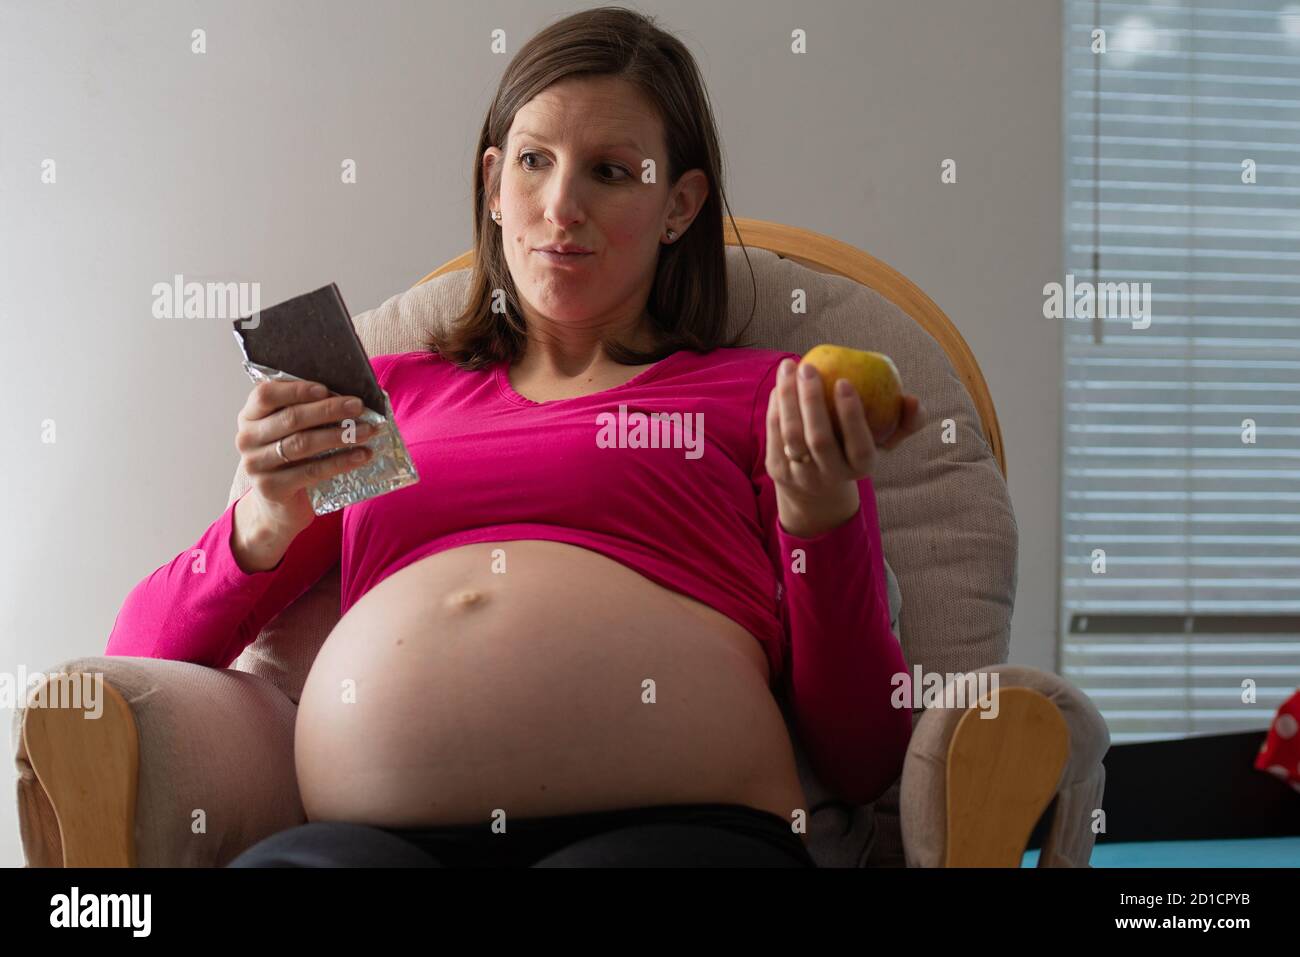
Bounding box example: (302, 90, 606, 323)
(106, 7, 923, 868)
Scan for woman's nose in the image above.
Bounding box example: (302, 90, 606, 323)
(541, 165, 587, 228)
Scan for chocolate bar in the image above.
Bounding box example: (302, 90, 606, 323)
(229, 283, 419, 514)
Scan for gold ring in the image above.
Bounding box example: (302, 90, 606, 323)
(784, 444, 812, 464)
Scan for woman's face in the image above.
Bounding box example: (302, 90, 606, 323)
(482, 75, 708, 338)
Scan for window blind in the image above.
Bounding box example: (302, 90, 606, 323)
(1061, 0, 1300, 743)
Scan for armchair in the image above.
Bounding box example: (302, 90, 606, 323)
(13, 218, 1109, 867)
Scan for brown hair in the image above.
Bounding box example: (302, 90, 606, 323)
(422, 5, 758, 369)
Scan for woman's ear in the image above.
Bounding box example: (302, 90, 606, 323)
(483, 146, 506, 187)
(666, 168, 710, 239)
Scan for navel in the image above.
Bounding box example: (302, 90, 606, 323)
(443, 587, 488, 611)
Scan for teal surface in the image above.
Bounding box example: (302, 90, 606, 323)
(1021, 837, 1300, 867)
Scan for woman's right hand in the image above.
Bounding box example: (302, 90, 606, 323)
(235, 379, 379, 539)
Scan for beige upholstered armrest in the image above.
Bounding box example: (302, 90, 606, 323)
(899, 664, 1110, 867)
(12, 656, 304, 867)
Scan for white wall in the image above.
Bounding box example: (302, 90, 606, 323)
(0, 0, 1062, 866)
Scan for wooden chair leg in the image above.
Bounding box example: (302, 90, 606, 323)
(944, 686, 1068, 867)
(23, 674, 139, 867)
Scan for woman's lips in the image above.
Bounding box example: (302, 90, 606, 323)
(535, 249, 594, 267)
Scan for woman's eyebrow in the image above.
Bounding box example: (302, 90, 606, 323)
(513, 129, 644, 152)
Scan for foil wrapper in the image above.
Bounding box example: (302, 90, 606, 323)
(235, 352, 420, 516)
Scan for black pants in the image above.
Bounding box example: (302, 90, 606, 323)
(227, 802, 817, 868)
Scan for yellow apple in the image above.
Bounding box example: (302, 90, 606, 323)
(800, 344, 903, 443)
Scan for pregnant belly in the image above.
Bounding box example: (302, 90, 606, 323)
(294, 540, 807, 832)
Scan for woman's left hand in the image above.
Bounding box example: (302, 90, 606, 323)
(766, 357, 925, 538)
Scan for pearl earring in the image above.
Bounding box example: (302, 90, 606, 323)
(490, 210, 502, 223)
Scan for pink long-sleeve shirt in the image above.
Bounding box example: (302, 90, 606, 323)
(106, 346, 911, 804)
